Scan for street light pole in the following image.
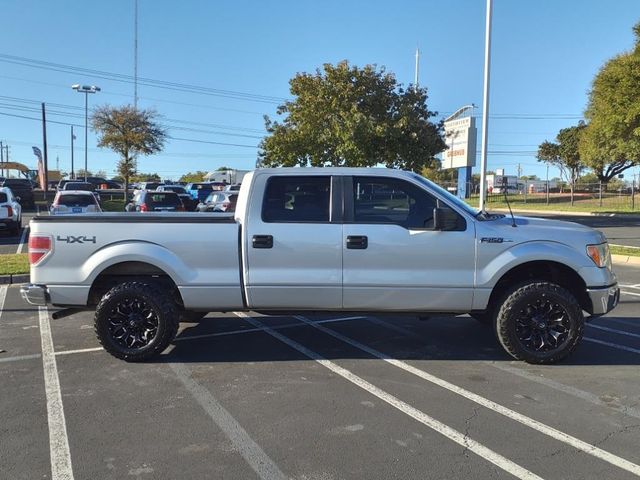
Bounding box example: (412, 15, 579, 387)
(71, 84, 100, 182)
(478, 0, 493, 212)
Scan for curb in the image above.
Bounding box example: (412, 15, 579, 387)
(612, 254, 640, 267)
(0, 274, 30, 285)
(490, 208, 640, 219)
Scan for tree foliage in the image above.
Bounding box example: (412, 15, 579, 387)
(259, 61, 446, 172)
(179, 171, 208, 183)
(579, 21, 640, 183)
(537, 122, 585, 203)
(92, 105, 167, 197)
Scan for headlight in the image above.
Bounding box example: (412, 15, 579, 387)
(587, 243, 611, 269)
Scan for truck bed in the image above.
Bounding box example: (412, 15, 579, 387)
(29, 213, 244, 309)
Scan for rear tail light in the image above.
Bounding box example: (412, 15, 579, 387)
(139, 203, 148, 212)
(176, 205, 185, 211)
(220, 201, 230, 211)
(6, 206, 13, 217)
(28, 235, 52, 265)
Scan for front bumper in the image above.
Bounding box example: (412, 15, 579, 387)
(587, 284, 620, 316)
(20, 284, 49, 306)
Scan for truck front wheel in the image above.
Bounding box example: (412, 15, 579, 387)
(495, 281, 584, 364)
(94, 281, 179, 362)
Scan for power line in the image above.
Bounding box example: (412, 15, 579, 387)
(0, 53, 286, 104)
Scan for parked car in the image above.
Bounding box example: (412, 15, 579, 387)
(0, 186, 23, 234)
(156, 185, 197, 211)
(125, 190, 185, 212)
(196, 191, 238, 212)
(50, 191, 102, 215)
(0, 178, 34, 208)
(23, 168, 619, 364)
(185, 182, 224, 203)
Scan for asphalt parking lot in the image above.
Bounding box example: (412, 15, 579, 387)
(1, 264, 639, 479)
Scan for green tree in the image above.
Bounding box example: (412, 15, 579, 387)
(92, 105, 167, 198)
(259, 61, 446, 172)
(130, 172, 162, 183)
(537, 122, 586, 204)
(179, 171, 208, 183)
(579, 22, 640, 183)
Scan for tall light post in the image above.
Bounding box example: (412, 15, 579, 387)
(478, 0, 493, 212)
(71, 84, 100, 181)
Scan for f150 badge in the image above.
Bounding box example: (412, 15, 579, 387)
(56, 235, 96, 244)
(480, 237, 513, 244)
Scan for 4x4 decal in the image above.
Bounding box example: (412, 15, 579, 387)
(56, 235, 96, 244)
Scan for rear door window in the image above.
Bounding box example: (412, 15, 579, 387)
(0, 193, 7, 203)
(262, 176, 330, 223)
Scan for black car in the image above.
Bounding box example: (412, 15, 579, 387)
(0, 178, 34, 208)
(125, 190, 185, 212)
(156, 185, 197, 211)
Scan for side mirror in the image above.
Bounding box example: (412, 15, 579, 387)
(433, 207, 459, 231)
(15, 196, 21, 202)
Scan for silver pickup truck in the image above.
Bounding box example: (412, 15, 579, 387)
(21, 168, 619, 364)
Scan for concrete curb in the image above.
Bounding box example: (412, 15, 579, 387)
(0, 274, 30, 285)
(490, 208, 640, 219)
(612, 254, 640, 267)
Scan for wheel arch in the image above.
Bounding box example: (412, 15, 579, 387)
(486, 260, 591, 314)
(88, 260, 183, 307)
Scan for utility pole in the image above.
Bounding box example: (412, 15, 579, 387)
(134, 0, 139, 108)
(0, 141, 3, 177)
(41, 103, 49, 193)
(478, 0, 493, 212)
(414, 46, 420, 89)
(71, 126, 75, 179)
(545, 163, 550, 205)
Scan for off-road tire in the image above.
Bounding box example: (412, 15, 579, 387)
(495, 281, 584, 364)
(95, 281, 179, 362)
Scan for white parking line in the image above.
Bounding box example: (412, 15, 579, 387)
(619, 284, 640, 290)
(169, 361, 288, 480)
(235, 312, 543, 480)
(489, 362, 640, 421)
(174, 315, 365, 342)
(38, 307, 74, 480)
(584, 337, 640, 355)
(0, 285, 7, 320)
(621, 290, 640, 298)
(16, 225, 28, 254)
(588, 323, 640, 340)
(292, 315, 640, 477)
(0, 316, 369, 362)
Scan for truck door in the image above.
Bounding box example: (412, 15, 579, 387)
(342, 175, 475, 311)
(244, 174, 342, 309)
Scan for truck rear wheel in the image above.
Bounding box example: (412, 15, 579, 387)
(94, 281, 179, 362)
(494, 281, 584, 364)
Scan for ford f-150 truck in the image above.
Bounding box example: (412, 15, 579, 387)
(21, 168, 619, 364)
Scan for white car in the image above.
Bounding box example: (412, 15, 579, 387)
(0, 186, 22, 235)
(50, 190, 102, 215)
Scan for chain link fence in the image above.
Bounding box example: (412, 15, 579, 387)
(435, 181, 639, 212)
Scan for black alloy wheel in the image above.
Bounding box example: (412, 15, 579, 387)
(95, 281, 179, 361)
(495, 281, 584, 364)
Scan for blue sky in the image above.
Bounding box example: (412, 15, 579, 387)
(0, 0, 639, 181)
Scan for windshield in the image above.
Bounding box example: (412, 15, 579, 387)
(410, 173, 480, 218)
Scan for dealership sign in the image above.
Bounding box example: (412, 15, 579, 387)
(442, 110, 477, 170)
